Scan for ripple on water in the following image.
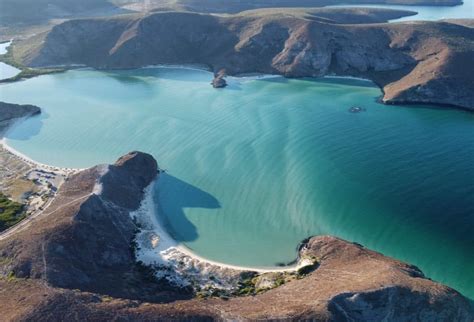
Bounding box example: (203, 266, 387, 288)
(1, 68, 473, 298)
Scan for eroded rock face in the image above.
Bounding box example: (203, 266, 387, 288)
(100, 151, 158, 209)
(16, 9, 474, 109)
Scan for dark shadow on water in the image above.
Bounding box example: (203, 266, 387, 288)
(106, 73, 155, 87)
(5, 112, 48, 141)
(154, 173, 220, 243)
(105, 67, 213, 83)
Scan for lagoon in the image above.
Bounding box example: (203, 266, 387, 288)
(1, 68, 473, 298)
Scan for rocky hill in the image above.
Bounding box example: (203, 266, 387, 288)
(13, 8, 474, 110)
(0, 0, 462, 26)
(0, 151, 184, 302)
(0, 150, 472, 321)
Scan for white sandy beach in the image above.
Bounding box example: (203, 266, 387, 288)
(0, 138, 80, 175)
(2, 124, 309, 277)
(132, 182, 310, 274)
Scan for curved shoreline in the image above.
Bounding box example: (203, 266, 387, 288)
(4, 59, 470, 111)
(0, 137, 82, 174)
(133, 181, 310, 274)
(1, 112, 311, 274)
(0, 70, 385, 274)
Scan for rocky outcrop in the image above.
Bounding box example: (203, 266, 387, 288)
(15, 9, 474, 110)
(211, 69, 227, 88)
(0, 234, 472, 321)
(0, 151, 186, 301)
(0, 152, 472, 320)
(0, 101, 41, 135)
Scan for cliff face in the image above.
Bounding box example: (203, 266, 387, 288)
(0, 152, 472, 321)
(17, 9, 474, 110)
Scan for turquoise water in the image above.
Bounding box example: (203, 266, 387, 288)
(329, 0, 473, 21)
(1, 68, 473, 298)
(0, 41, 21, 81)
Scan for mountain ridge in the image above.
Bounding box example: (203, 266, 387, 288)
(12, 9, 474, 110)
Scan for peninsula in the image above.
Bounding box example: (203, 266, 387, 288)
(7, 8, 474, 110)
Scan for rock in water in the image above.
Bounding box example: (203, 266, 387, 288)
(212, 69, 227, 88)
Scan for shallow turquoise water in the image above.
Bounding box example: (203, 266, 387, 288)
(0, 41, 21, 81)
(1, 68, 473, 298)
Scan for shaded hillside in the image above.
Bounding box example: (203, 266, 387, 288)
(14, 9, 474, 109)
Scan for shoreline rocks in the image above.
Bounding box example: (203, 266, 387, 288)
(211, 70, 227, 88)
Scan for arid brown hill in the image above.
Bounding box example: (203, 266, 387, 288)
(0, 151, 472, 321)
(14, 8, 474, 110)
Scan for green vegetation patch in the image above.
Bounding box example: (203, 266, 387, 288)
(0, 41, 65, 84)
(0, 66, 65, 84)
(0, 192, 26, 232)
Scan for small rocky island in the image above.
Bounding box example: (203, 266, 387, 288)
(211, 69, 227, 88)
